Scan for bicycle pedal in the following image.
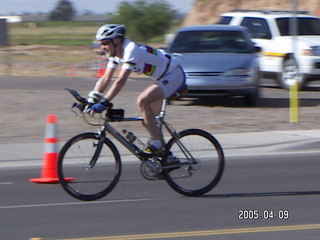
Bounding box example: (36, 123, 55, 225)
(140, 161, 163, 181)
(140, 152, 164, 161)
(145, 159, 160, 170)
(143, 145, 165, 156)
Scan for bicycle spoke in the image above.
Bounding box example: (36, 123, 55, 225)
(163, 129, 224, 196)
(58, 133, 121, 201)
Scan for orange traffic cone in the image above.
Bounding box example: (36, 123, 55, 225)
(95, 56, 106, 78)
(67, 65, 77, 77)
(96, 68, 105, 78)
(30, 115, 72, 183)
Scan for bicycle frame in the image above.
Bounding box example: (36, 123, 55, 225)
(77, 99, 172, 161)
(101, 100, 195, 165)
(102, 99, 191, 161)
(101, 119, 144, 159)
(67, 88, 195, 165)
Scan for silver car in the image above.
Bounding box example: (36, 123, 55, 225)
(167, 25, 261, 105)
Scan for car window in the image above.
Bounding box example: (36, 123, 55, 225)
(217, 16, 233, 24)
(169, 30, 252, 53)
(240, 17, 272, 39)
(276, 17, 320, 36)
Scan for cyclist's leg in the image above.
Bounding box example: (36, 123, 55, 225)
(137, 67, 185, 150)
(137, 84, 164, 142)
(156, 67, 186, 99)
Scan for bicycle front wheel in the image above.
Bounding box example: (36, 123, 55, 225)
(163, 129, 224, 196)
(58, 132, 121, 201)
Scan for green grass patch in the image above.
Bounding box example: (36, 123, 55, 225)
(12, 34, 94, 46)
(9, 20, 176, 46)
(10, 21, 102, 46)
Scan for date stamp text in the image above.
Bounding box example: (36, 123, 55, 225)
(238, 209, 289, 220)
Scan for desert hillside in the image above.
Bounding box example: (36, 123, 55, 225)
(183, 0, 320, 26)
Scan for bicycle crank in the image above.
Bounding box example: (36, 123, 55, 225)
(140, 159, 163, 181)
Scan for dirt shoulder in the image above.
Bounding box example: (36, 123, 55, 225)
(1, 75, 319, 145)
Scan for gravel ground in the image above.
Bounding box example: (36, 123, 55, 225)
(0, 75, 319, 144)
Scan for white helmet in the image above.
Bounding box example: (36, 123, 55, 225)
(96, 24, 125, 41)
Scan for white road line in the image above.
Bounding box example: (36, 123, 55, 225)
(0, 198, 167, 210)
(0, 182, 14, 185)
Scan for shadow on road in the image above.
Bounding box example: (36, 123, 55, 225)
(203, 190, 320, 198)
(257, 98, 319, 108)
(264, 84, 320, 92)
(171, 96, 320, 109)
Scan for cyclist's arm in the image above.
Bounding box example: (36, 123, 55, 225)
(104, 68, 132, 101)
(93, 67, 116, 93)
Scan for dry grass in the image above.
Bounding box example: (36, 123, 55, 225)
(1, 22, 103, 77)
(0, 45, 98, 77)
(0, 21, 164, 77)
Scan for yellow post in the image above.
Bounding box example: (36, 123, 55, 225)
(289, 80, 299, 123)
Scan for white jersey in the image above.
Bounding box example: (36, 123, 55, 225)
(107, 39, 178, 80)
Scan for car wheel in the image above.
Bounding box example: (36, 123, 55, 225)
(244, 70, 260, 106)
(278, 58, 307, 90)
(244, 90, 258, 106)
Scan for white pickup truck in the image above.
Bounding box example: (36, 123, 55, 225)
(218, 10, 320, 90)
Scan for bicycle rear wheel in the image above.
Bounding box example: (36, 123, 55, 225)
(163, 129, 224, 196)
(58, 132, 121, 201)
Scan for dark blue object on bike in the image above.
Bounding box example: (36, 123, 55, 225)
(92, 103, 107, 113)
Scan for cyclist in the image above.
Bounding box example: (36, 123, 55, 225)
(88, 24, 186, 155)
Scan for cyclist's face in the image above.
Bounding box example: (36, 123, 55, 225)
(100, 39, 115, 56)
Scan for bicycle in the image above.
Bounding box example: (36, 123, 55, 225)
(57, 88, 225, 201)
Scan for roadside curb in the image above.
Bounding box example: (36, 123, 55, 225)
(0, 130, 319, 168)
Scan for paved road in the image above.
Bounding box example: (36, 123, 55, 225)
(1, 153, 320, 240)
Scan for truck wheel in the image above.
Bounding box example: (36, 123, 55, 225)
(278, 58, 307, 90)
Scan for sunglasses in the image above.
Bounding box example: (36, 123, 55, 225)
(101, 39, 113, 46)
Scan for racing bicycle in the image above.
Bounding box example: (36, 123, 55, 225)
(57, 88, 225, 201)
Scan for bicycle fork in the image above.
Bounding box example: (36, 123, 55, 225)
(87, 132, 105, 169)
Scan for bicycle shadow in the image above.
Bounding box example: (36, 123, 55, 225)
(202, 190, 320, 199)
(172, 81, 320, 108)
(174, 96, 320, 109)
(263, 84, 320, 92)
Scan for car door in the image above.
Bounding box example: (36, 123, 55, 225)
(240, 17, 282, 73)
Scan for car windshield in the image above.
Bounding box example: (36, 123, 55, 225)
(276, 17, 320, 36)
(216, 16, 233, 24)
(169, 30, 252, 53)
